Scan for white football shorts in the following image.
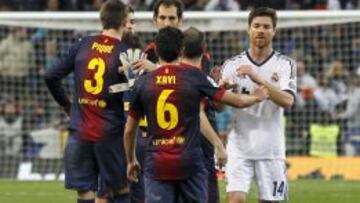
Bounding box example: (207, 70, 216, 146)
(225, 157, 288, 201)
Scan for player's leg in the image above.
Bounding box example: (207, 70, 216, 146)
(226, 158, 255, 203)
(64, 135, 98, 203)
(95, 135, 129, 203)
(144, 176, 176, 203)
(179, 166, 208, 203)
(205, 158, 220, 203)
(254, 160, 288, 203)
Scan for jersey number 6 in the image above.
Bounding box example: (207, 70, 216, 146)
(156, 89, 178, 130)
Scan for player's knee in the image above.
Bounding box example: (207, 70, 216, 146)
(77, 191, 95, 200)
(228, 191, 246, 203)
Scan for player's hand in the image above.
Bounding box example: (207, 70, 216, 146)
(119, 48, 147, 77)
(214, 144, 227, 170)
(209, 65, 222, 83)
(218, 79, 238, 91)
(252, 85, 269, 101)
(127, 161, 140, 183)
(132, 59, 157, 74)
(237, 65, 265, 85)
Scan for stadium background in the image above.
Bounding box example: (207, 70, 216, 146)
(1, 0, 360, 202)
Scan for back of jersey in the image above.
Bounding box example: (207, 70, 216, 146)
(71, 34, 128, 141)
(130, 64, 225, 180)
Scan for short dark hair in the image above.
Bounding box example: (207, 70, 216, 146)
(155, 26, 183, 62)
(183, 27, 205, 59)
(100, 0, 128, 30)
(248, 7, 277, 28)
(127, 5, 134, 13)
(153, 0, 184, 19)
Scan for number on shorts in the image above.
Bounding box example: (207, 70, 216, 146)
(272, 181, 285, 197)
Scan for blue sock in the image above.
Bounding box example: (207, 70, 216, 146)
(77, 199, 95, 203)
(113, 193, 130, 203)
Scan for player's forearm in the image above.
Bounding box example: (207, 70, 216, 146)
(199, 110, 223, 149)
(262, 80, 294, 109)
(44, 77, 71, 110)
(124, 118, 138, 163)
(222, 91, 261, 108)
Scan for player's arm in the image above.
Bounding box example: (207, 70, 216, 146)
(237, 65, 295, 109)
(124, 114, 140, 182)
(199, 102, 227, 167)
(124, 79, 144, 182)
(44, 42, 80, 115)
(219, 86, 269, 108)
(197, 68, 268, 109)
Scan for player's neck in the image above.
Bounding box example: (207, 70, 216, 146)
(181, 57, 202, 69)
(101, 29, 123, 40)
(158, 58, 180, 66)
(248, 45, 273, 63)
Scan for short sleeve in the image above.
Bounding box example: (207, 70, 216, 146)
(194, 69, 226, 101)
(221, 59, 238, 84)
(279, 58, 297, 98)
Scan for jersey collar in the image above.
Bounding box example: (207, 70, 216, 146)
(246, 50, 275, 67)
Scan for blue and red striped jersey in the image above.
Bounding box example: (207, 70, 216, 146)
(45, 34, 128, 141)
(128, 63, 226, 180)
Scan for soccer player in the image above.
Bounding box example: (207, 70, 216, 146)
(125, 5, 136, 34)
(135, 2, 224, 202)
(132, 0, 184, 71)
(45, 1, 130, 203)
(221, 7, 297, 203)
(124, 26, 269, 203)
(121, 5, 146, 203)
(182, 26, 222, 203)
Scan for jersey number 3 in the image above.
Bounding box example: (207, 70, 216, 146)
(84, 57, 105, 95)
(157, 89, 178, 130)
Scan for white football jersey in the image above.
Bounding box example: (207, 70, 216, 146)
(221, 50, 297, 160)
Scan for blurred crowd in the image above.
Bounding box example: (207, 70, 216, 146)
(0, 0, 359, 11)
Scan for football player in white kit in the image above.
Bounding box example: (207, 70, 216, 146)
(221, 7, 297, 203)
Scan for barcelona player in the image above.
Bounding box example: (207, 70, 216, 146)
(45, 1, 130, 203)
(181, 26, 223, 203)
(124, 26, 269, 203)
(133, 1, 224, 202)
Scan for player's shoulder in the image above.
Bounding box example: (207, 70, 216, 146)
(222, 51, 247, 68)
(273, 51, 296, 67)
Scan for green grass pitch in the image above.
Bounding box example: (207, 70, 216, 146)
(0, 180, 360, 203)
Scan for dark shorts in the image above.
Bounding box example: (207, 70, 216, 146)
(201, 137, 220, 203)
(129, 172, 145, 203)
(144, 167, 208, 203)
(206, 158, 220, 203)
(64, 134, 127, 193)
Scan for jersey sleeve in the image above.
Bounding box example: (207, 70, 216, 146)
(128, 76, 145, 120)
(279, 58, 297, 98)
(194, 69, 226, 101)
(44, 38, 81, 109)
(220, 59, 238, 84)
